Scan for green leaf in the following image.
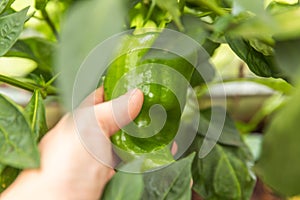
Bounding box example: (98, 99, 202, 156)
(256, 85, 300, 196)
(56, 0, 125, 110)
(126, 0, 141, 10)
(190, 61, 216, 87)
(243, 134, 263, 161)
(0, 0, 10, 14)
(226, 36, 285, 79)
(232, 0, 264, 15)
(102, 171, 143, 200)
(202, 38, 220, 56)
(185, 0, 227, 16)
(198, 107, 244, 146)
(213, 146, 241, 199)
(220, 0, 233, 7)
(244, 77, 293, 95)
(0, 7, 28, 56)
(155, 0, 184, 31)
(275, 38, 300, 83)
(168, 14, 208, 44)
(0, 166, 19, 193)
(272, 6, 300, 40)
(0, 94, 39, 168)
(221, 77, 293, 95)
(24, 90, 48, 141)
(142, 153, 195, 200)
(167, 14, 217, 87)
(227, 5, 300, 41)
(0, 0, 14, 15)
(266, 1, 299, 15)
(0, 7, 15, 18)
(236, 93, 286, 134)
(213, 14, 235, 40)
(0, 164, 4, 174)
(35, 0, 48, 10)
(5, 37, 56, 81)
(187, 135, 255, 200)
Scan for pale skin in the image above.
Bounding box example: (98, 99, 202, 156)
(0, 87, 144, 200)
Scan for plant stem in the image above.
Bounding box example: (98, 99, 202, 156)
(0, 74, 36, 92)
(0, 74, 58, 97)
(145, 0, 156, 23)
(184, 7, 213, 18)
(44, 85, 58, 96)
(190, 0, 227, 16)
(202, 1, 227, 16)
(41, 9, 59, 40)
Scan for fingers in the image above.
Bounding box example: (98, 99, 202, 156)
(79, 87, 104, 107)
(171, 142, 178, 155)
(71, 88, 143, 167)
(94, 86, 104, 104)
(95, 89, 144, 137)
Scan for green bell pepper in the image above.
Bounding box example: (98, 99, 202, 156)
(104, 31, 195, 169)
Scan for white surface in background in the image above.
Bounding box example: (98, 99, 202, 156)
(0, 85, 31, 105)
(208, 81, 275, 97)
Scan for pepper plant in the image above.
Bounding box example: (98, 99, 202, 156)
(0, 0, 300, 199)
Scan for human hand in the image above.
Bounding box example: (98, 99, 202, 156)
(0, 87, 144, 200)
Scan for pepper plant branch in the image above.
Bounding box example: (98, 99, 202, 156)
(41, 9, 59, 40)
(0, 74, 58, 97)
(183, 7, 213, 18)
(190, 0, 227, 16)
(200, 0, 227, 16)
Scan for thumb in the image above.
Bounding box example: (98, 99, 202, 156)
(95, 89, 144, 136)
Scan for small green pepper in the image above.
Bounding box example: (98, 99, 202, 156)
(104, 31, 195, 169)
